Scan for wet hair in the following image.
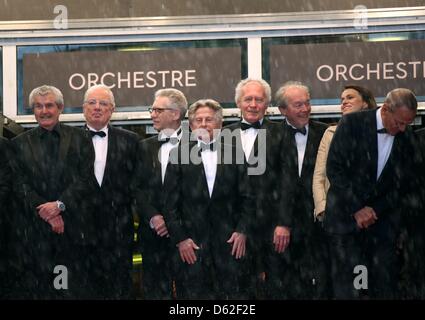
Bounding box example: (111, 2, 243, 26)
(275, 81, 310, 108)
(235, 78, 271, 106)
(343, 85, 377, 110)
(188, 99, 223, 123)
(29, 85, 64, 108)
(384, 88, 417, 112)
(84, 84, 115, 107)
(155, 88, 188, 120)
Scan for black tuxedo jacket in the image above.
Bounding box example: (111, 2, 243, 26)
(164, 141, 255, 252)
(88, 125, 139, 248)
(324, 109, 416, 235)
(0, 137, 12, 281)
(136, 135, 168, 225)
(225, 119, 283, 216)
(11, 124, 96, 245)
(278, 120, 328, 240)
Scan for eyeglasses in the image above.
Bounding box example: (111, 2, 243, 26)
(85, 99, 112, 108)
(148, 107, 176, 114)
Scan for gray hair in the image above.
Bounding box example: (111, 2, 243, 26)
(84, 84, 115, 107)
(275, 81, 310, 108)
(188, 99, 223, 123)
(235, 78, 271, 106)
(29, 85, 64, 108)
(155, 88, 188, 120)
(384, 88, 417, 112)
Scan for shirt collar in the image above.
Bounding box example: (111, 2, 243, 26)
(86, 124, 109, 135)
(376, 108, 385, 131)
(159, 127, 182, 140)
(39, 123, 61, 136)
(241, 118, 264, 126)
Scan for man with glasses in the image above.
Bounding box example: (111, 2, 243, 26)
(136, 88, 188, 299)
(225, 78, 283, 298)
(269, 81, 328, 299)
(82, 84, 139, 299)
(10, 85, 95, 298)
(324, 88, 417, 299)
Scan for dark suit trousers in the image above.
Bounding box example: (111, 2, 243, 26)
(327, 219, 399, 299)
(174, 243, 251, 300)
(141, 229, 174, 300)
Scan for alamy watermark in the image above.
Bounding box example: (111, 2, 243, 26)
(354, 5, 368, 30)
(353, 264, 368, 290)
(158, 125, 267, 176)
(53, 5, 68, 30)
(53, 265, 68, 290)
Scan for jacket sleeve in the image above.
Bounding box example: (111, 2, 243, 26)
(312, 129, 333, 217)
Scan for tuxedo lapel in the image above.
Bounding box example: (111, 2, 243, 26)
(56, 125, 72, 179)
(193, 144, 212, 201)
(102, 126, 116, 187)
(377, 132, 401, 185)
(367, 111, 379, 181)
(283, 124, 299, 175)
(28, 130, 44, 175)
(301, 124, 315, 178)
(210, 147, 224, 200)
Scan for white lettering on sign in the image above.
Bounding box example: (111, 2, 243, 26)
(68, 70, 197, 90)
(316, 61, 425, 82)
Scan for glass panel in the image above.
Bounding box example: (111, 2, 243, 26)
(17, 39, 247, 115)
(263, 30, 425, 107)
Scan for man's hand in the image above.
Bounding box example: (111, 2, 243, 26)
(273, 226, 291, 253)
(37, 202, 61, 222)
(177, 238, 200, 264)
(150, 214, 169, 237)
(47, 214, 64, 234)
(354, 206, 378, 229)
(227, 232, 246, 259)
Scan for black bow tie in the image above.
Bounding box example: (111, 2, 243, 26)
(288, 126, 307, 135)
(90, 130, 106, 138)
(199, 142, 217, 152)
(240, 121, 261, 131)
(377, 128, 388, 134)
(159, 137, 179, 145)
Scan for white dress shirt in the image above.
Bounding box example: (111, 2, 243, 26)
(376, 108, 394, 180)
(87, 124, 108, 187)
(199, 140, 218, 197)
(159, 127, 182, 184)
(287, 120, 309, 177)
(240, 118, 263, 161)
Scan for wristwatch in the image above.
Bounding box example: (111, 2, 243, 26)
(56, 200, 66, 212)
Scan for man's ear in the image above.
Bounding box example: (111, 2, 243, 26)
(381, 103, 389, 114)
(58, 104, 65, 114)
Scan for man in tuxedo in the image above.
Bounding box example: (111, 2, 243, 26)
(268, 81, 328, 299)
(82, 84, 139, 299)
(225, 78, 282, 297)
(136, 88, 188, 299)
(0, 137, 12, 298)
(11, 85, 95, 299)
(324, 88, 417, 299)
(164, 99, 255, 299)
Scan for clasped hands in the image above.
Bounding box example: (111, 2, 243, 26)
(37, 202, 64, 234)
